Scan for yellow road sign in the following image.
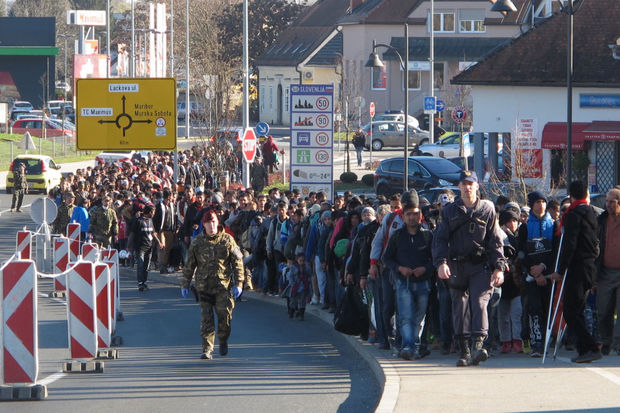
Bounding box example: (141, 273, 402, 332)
(76, 78, 176, 150)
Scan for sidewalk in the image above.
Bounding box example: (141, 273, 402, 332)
(146, 269, 620, 413)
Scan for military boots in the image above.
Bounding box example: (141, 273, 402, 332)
(456, 337, 471, 367)
(471, 336, 489, 365)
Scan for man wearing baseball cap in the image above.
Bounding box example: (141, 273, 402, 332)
(432, 170, 507, 366)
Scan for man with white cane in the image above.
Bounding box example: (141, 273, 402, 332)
(550, 181, 601, 363)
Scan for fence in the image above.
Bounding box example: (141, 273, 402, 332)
(0, 134, 93, 171)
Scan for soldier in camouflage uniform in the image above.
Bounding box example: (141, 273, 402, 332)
(52, 191, 75, 235)
(89, 195, 119, 248)
(10, 163, 28, 212)
(181, 208, 245, 360)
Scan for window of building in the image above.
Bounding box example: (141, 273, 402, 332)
(459, 9, 485, 33)
(269, 86, 273, 110)
(371, 66, 386, 90)
(260, 86, 265, 111)
(434, 62, 445, 90)
(405, 70, 421, 90)
(431, 11, 455, 33)
(284, 87, 289, 112)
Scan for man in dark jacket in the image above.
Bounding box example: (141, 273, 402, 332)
(551, 180, 601, 363)
(250, 157, 269, 194)
(352, 128, 366, 167)
(595, 188, 620, 355)
(517, 190, 558, 357)
(383, 200, 434, 360)
(10, 163, 28, 212)
(433, 171, 506, 367)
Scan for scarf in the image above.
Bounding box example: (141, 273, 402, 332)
(557, 198, 588, 236)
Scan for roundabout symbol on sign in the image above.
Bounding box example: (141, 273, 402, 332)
(315, 150, 329, 163)
(97, 95, 152, 136)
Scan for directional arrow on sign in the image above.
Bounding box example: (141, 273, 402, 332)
(97, 95, 153, 136)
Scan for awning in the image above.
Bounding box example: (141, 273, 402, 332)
(583, 121, 620, 141)
(541, 122, 589, 150)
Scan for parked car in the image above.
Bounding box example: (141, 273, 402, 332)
(361, 121, 430, 151)
(418, 132, 502, 158)
(177, 100, 206, 123)
(373, 110, 420, 128)
(95, 150, 151, 166)
(10, 118, 74, 138)
(6, 154, 62, 194)
(9, 100, 33, 114)
(447, 149, 504, 178)
(373, 156, 462, 197)
(418, 186, 461, 205)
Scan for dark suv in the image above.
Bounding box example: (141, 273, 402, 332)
(374, 156, 462, 197)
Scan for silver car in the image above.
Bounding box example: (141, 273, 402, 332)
(361, 121, 429, 151)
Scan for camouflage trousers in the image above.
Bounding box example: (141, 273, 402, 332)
(199, 278, 235, 352)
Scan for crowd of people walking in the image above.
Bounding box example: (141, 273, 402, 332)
(41, 142, 620, 364)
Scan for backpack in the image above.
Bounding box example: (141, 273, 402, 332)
(334, 238, 349, 258)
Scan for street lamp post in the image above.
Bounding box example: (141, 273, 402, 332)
(366, 24, 410, 192)
(492, 0, 579, 192)
(185, 0, 189, 141)
(106, 0, 110, 77)
(58, 34, 73, 101)
(429, 0, 435, 143)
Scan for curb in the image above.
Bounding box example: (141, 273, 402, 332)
(142, 269, 399, 412)
(247, 292, 400, 413)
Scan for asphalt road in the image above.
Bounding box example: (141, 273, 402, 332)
(0, 209, 379, 412)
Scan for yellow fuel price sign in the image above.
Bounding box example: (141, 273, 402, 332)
(76, 78, 176, 150)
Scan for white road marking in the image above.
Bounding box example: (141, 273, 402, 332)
(37, 371, 66, 386)
(557, 355, 620, 387)
(587, 367, 620, 387)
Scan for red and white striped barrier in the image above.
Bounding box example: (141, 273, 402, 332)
(66, 262, 98, 360)
(53, 238, 70, 293)
(67, 223, 81, 262)
(16, 231, 32, 260)
(101, 249, 121, 329)
(82, 243, 99, 262)
(1, 260, 38, 384)
(94, 263, 112, 348)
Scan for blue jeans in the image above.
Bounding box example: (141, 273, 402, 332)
(135, 247, 152, 284)
(396, 278, 430, 349)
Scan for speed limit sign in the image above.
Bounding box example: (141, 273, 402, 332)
(370, 102, 375, 118)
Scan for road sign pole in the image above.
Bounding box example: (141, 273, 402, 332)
(369, 117, 373, 168)
(369, 102, 375, 169)
(241, 0, 250, 189)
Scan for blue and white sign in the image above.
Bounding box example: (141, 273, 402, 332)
(290, 84, 334, 201)
(436, 99, 445, 112)
(580, 94, 620, 108)
(255, 121, 270, 136)
(424, 96, 436, 114)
